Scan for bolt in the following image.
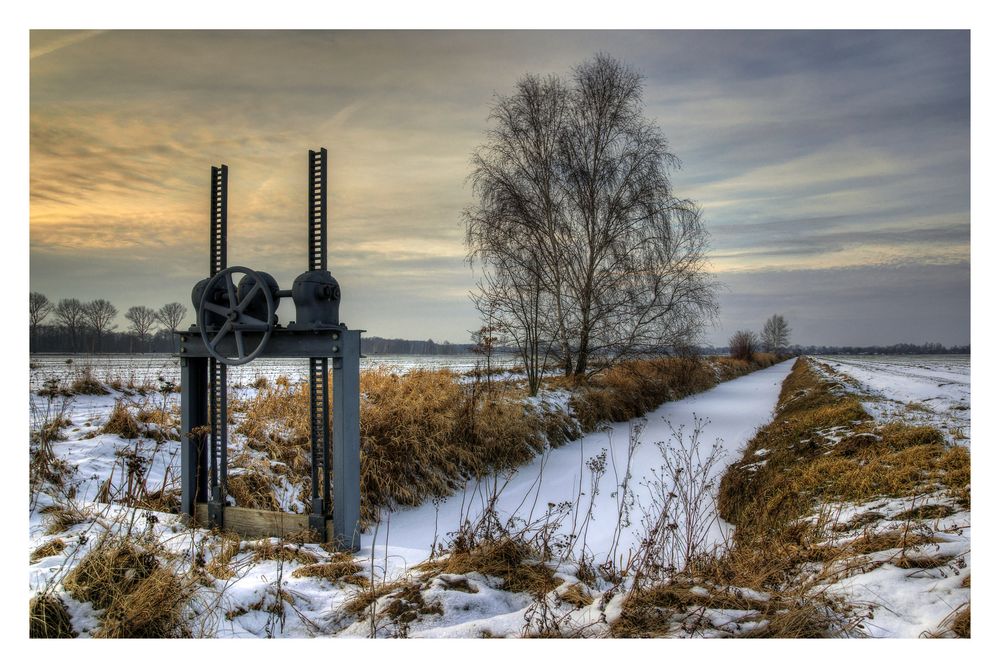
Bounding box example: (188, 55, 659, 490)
(331, 333, 340, 341)
(331, 346, 339, 353)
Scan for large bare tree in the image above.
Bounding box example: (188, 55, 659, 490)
(125, 305, 157, 352)
(82, 299, 118, 353)
(53, 298, 85, 352)
(465, 54, 717, 389)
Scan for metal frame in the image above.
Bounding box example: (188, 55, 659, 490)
(178, 149, 361, 550)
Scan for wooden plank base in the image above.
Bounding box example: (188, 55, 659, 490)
(193, 503, 335, 543)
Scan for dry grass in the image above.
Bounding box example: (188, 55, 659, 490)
(251, 538, 320, 565)
(205, 532, 241, 580)
(40, 504, 88, 535)
(417, 537, 559, 597)
(569, 355, 783, 431)
(101, 401, 141, 439)
(34, 416, 72, 445)
(234, 367, 559, 525)
(63, 536, 192, 637)
(557, 583, 594, 608)
(69, 367, 108, 395)
(29, 593, 76, 638)
(617, 355, 970, 638)
(718, 358, 970, 546)
(30, 538, 66, 563)
(292, 552, 362, 582)
(227, 466, 281, 512)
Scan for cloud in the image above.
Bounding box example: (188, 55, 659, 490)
(29, 30, 969, 343)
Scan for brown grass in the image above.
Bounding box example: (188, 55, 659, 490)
(616, 355, 971, 638)
(40, 504, 88, 535)
(206, 533, 242, 579)
(569, 355, 782, 431)
(63, 536, 192, 637)
(29, 593, 76, 638)
(30, 538, 66, 563)
(251, 539, 320, 565)
(557, 583, 594, 608)
(101, 401, 141, 439)
(227, 467, 281, 512)
(229, 355, 783, 532)
(417, 537, 559, 597)
(718, 358, 970, 546)
(292, 552, 362, 582)
(69, 367, 108, 395)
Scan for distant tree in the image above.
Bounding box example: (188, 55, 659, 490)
(155, 302, 187, 333)
(729, 330, 758, 362)
(82, 299, 118, 352)
(29, 292, 54, 344)
(53, 298, 85, 352)
(760, 314, 791, 353)
(125, 305, 157, 352)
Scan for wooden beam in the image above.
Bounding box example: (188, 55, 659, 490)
(193, 503, 334, 542)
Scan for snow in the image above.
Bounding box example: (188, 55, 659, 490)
(814, 355, 970, 447)
(29, 358, 797, 638)
(799, 355, 972, 638)
(356, 359, 796, 573)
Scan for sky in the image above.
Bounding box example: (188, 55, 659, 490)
(28, 29, 970, 347)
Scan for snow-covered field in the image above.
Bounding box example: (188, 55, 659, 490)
(806, 355, 971, 638)
(29, 353, 517, 392)
(813, 355, 970, 446)
(29, 358, 795, 638)
(30, 355, 971, 638)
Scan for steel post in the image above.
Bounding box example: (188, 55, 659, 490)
(180, 356, 209, 517)
(332, 329, 361, 550)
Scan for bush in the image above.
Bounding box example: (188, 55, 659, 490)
(729, 330, 759, 362)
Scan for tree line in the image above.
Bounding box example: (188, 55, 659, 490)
(29, 292, 482, 356)
(29, 292, 187, 353)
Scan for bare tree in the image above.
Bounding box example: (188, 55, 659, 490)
(729, 330, 758, 362)
(82, 299, 118, 353)
(465, 53, 717, 389)
(125, 305, 157, 352)
(29, 292, 54, 344)
(761, 313, 791, 353)
(155, 302, 187, 333)
(53, 298, 85, 352)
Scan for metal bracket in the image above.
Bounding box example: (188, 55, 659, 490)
(208, 494, 224, 529)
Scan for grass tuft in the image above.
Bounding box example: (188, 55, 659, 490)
(29, 593, 76, 638)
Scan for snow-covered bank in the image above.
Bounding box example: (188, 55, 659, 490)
(814, 355, 969, 447)
(358, 358, 796, 578)
(803, 356, 971, 638)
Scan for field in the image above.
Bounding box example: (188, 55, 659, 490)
(27, 354, 970, 638)
(813, 355, 970, 447)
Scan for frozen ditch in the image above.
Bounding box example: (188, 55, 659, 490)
(358, 358, 797, 577)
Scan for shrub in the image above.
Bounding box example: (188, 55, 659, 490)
(729, 330, 758, 362)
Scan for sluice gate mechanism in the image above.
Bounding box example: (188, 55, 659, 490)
(176, 148, 361, 550)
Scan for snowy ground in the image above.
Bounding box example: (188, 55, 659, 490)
(804, 355, 971, 638)
(813, 355, 970, 447)
(29, 353, 519, 393)
(29, 359, 796, 638)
